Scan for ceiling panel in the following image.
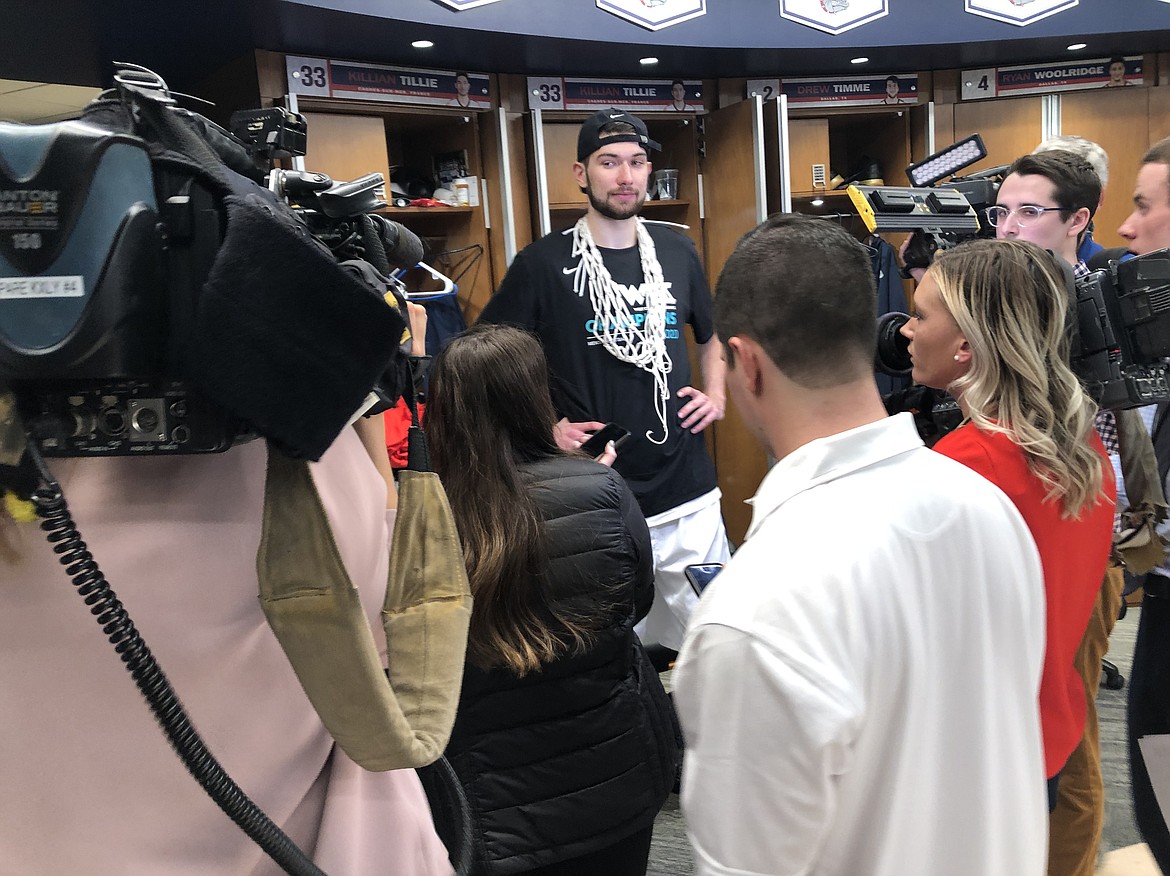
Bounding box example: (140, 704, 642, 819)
(0, 79, 103, 125)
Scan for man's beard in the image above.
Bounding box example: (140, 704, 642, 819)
(584, 173, 645, 221)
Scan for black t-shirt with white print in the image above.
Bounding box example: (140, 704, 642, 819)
(479, 221, 717, 518)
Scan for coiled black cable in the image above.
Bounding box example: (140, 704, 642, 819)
(27, 443, 325, 876)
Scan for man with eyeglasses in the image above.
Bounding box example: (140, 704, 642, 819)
(989, 150, 1098, 274)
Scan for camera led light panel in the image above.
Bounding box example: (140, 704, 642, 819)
(906, 134, 988, 187)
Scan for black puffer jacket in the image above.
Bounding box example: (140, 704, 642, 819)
(445, 455, 681, 875)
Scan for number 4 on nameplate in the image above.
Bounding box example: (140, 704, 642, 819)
(961, 68, 998, 100)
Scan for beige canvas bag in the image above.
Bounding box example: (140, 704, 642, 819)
(257, 443, 471, 771)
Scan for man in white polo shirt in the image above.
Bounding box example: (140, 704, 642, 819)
(673, 214, 1047, 876)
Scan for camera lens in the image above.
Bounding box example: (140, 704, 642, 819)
(874, 312, 913, 377)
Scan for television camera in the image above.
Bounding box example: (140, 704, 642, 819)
(230, 107, 425, 278)
(0, 62, 426, 462)
(1073, 249, 1170, 409)
(0, 65, 472, 876)
(848, 134, 1006, 278)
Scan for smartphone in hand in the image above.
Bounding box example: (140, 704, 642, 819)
(579, 423, 631, 458)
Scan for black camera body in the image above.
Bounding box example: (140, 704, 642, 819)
(0, 120, 236, 456)
(1073, 249, 1170, 409)
(0, 69, 417, 461)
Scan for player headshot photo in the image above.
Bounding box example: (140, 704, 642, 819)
(883, 74, 906, 104)
(448, 71, 474, 107)
(1105, 56, 1132, 87)
(670, 79, 698, 112)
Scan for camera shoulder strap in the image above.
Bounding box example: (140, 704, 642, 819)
(257, 442, 471, 770)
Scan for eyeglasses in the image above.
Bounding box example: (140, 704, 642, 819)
(984, 204, 1065, 227)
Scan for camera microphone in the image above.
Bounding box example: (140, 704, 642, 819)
(369, 214, 425, 269)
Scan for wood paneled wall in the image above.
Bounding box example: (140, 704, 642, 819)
(952, 96, 1044, 179)
(1060, 87, 1151, 250)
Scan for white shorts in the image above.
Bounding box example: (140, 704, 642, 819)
(634, 489, 731, 651)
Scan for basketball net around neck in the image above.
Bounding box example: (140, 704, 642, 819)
(569, 215, 672, 445)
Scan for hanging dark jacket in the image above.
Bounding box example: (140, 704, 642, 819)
(871, 235, 910, 398)
(444, 455, 681, 875)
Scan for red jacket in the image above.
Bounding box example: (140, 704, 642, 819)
(934, 422, 1115, 778)
(383, 397, 424, 470)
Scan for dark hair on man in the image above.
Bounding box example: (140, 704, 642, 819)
(599, 120, 637, 138)
(713, 214, 876, 388)
(1109, 56, 1126, 67)
(1005, 150, 1101, 222)
(886, 75, 899, 85)
(1142, 136, 1170, 168)
(672, 79, 685, 88)
(1139, 137, 1170, 208)
(455, 71, 470, 80)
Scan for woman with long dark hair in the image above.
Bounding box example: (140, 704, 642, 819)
(426, 323, 680, 875)
(900, 238, 1116, 809)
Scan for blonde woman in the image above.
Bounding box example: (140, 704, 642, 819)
(900, 238, 1116, 809)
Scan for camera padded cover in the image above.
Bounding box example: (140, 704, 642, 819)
(193, 189, 405, 460)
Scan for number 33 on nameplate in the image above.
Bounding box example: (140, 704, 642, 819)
(528, 77, 565, 111)
(286, 55, 331, 97)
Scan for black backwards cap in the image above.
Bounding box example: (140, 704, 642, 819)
(577, 108, 661, 161)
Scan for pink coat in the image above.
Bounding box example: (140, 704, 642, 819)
(0, 428, 454, 876)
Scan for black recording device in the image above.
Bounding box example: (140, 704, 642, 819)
(897, 167, 1005, 274)
(0, 64, 453, 876)
(579, 422, 630, 458)
(0, 63, 425, 461)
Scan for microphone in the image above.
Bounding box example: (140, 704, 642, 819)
(369, 214, 425, 269)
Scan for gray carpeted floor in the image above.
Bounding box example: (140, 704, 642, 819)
(1100, 606, 1142, 854)
(649, 606, 1145, 874)
(648, 788, 692, 876)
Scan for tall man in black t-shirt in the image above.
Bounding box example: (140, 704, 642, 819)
(478, 108, 730, 655)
